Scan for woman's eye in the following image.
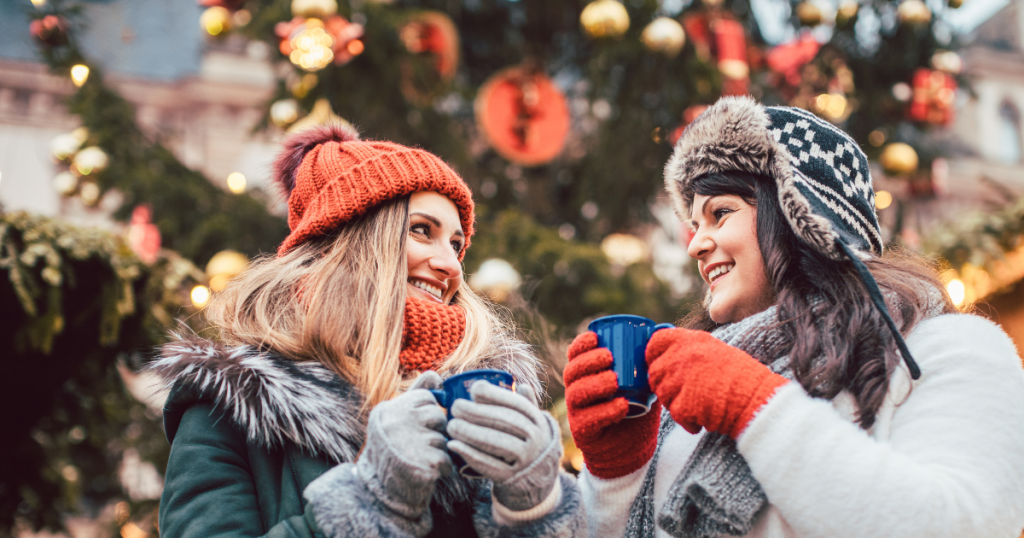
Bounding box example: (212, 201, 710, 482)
(411, 223, 429, 235)
(713, 208, 732, 220)
(451, 240, 463, 253)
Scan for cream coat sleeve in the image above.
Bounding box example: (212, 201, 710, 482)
(736, 313, 1024, 538)
(578, 463, 650, 537)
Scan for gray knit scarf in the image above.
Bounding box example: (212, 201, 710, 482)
(621, 306, 785, 538)
(622, 293, 945, 538)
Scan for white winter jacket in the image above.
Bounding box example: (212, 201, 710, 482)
(580, 313, 1024, 538)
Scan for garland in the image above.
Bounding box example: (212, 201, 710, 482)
(0, 211, 204, 535)
(926, 197, 1024, 304)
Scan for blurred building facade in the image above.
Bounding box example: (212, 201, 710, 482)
(4, 0, 1024, 296)
(0, 0, 282, 228)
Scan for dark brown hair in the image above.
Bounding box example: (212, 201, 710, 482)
(680, 171, 955, 428)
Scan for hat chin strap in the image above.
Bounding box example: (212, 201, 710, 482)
(836, 240, 921, 380)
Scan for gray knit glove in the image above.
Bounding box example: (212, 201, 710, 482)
(355, 371, 453, 520)
(446, 381, 561, 511)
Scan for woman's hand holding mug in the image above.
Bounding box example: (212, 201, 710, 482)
(645, 328, 790, 440)
(563, 331, 663, 479)
(356, 371, 452, 520)
(446, 382, 562, 512)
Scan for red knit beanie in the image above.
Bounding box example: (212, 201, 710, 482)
(273, 124, 475, 258)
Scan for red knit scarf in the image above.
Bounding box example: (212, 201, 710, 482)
(400, 295, 467, 372)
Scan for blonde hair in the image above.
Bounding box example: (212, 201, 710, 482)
(204, 197, 529, 411)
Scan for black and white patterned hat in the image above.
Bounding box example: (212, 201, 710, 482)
(665, 96, 922, 379)
(664, 95, 882, 261)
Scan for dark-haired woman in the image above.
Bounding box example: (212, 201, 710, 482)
(152, 125, 584, 537)
(564, 97, 1024, 538)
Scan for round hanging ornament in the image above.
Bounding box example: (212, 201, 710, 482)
(79, 181, 101, 206)
(398, 11, 460, 105)
(30, 15, 68, 47)
(53, 171, 78, 196)
(276, 15, 364, 71)
(879, 142, 919, 176)
(200, 6, 232, 36)
(898, 0, 931, 25)
(908, 68, 955, 125)
(475, 67, 570, 166)
(642, 17, 686, 57)
(580, 0, 630, 39)
(291, 0, 337, 18)
(796, 1, 824, 26)
(836, 1, 859, 25)
(270, 99, 300, 127)
(931, 50, 963, 74)
(72, 146, 109, 176)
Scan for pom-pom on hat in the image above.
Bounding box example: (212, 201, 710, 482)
(273, 123, 475, 259)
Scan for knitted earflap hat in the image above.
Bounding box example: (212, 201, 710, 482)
(665, 96, 920, 379)
(273, 123, 475, 258)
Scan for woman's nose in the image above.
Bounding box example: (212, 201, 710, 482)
(428, 245, 462, 279)
(687, 228, 714, 259)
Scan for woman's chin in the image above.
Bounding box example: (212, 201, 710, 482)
(707, 297, 738, 324)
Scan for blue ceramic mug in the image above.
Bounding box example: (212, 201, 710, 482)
(588, 315, 675, 418)
(429, 369, 515, 477)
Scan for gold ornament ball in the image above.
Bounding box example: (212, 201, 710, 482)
(206, 249, 249, 292)
(931, 50, 963, 74)
(53, 171, 78, 196)
(796, 1, 824, 26)
(72, 146, 109, 176)
(292, 0, 338, 18)
(468, 258, 522, 303)
(880, 143, 919, 176)
(200, 6, 232, 36)
(641, 17, 686, 57)
(836, 1, 859, 25)
(79, 181, 101, 206)
(50, 133, 83, 162)
(600, 233, 649, 266)
(948, 0, 963, 8)
(898, 0, 931, 25)
(580, 0, 630, 40)
(270, 99, 300, 127)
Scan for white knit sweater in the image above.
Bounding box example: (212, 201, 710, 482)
(579, 313, 1024, 538)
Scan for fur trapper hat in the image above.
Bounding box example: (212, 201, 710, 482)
(665, 96, 922, 379)
(273, 123, 475, 258)
(664, 96, 882, 261)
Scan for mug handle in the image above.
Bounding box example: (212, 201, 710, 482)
(653, 323, 676, 332)
(428, 389, 447, 408)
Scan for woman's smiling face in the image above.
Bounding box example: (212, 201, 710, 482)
(687, 193, 774, 324)
(406, 191, 464, 305)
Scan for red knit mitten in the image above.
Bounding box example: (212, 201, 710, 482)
(564, 332, 662, 479)
(645, 328, 789, 440)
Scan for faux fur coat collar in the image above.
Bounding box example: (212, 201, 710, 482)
(150, 335, 541, 464)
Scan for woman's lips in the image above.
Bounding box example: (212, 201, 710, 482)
(709, 270, 729, 291)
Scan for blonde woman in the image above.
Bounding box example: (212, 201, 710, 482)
(152, 125, 584, 537)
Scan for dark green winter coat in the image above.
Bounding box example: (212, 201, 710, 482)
(153, 338, 585, 538)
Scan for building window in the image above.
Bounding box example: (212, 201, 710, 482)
(995, 101, 1022, 164)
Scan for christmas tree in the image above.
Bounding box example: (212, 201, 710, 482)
(6, 0, 970, 534)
